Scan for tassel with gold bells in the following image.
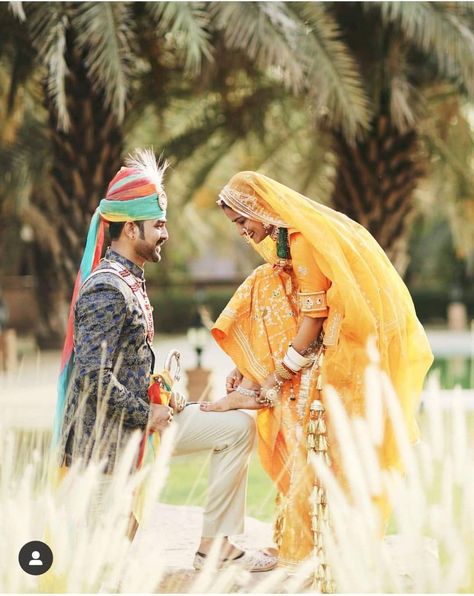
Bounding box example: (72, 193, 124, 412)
(307, 349, 335, 593)
(273, 492, 287, 549)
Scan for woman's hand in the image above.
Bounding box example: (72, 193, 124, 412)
(257, 373, 282, 407)
(225, 367, 243, 394)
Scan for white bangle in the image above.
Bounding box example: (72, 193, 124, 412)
(285, 345, 312, 370)
(282, 353, 301, 373)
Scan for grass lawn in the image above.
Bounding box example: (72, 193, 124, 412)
(161, 408, 474, 531)
(160, 449, 277, 523)
(431, 356, 473, 389)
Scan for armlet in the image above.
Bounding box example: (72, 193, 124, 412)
(297, 290, 327, 313)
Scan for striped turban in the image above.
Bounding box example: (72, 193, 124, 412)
(100, 151, 168, 222)
(54, 149, 168, 445)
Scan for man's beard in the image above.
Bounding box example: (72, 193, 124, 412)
(136, 239, 165, 263)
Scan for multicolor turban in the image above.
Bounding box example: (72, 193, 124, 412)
(54, 149, 168, 445)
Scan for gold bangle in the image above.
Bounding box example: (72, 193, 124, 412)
(275, 361, 295, 380)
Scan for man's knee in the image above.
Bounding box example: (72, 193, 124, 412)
(231, 411, 256, 446)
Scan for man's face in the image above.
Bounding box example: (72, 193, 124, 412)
(134, 219, 169, 263)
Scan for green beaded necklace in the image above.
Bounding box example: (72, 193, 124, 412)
(276, 227, 291, 260)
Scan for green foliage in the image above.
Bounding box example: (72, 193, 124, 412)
(410, 288, 474, 322)
(0, 0, 473, 333)
(150, 287, 234, 333)
(146, 2, 212, 74)
(161, 451, 276, 522)
(430, 357, 473, 390)
(378, 1, 474, 97)
(211, 2, 306, 91)
(149, 280, 474, 331)
(74, 3, 132, 122)
(293, 2, 371, 140)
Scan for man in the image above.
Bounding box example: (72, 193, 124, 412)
(54, 149, 277, 572)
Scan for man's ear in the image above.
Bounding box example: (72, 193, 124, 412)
(123, 221, 137, 240)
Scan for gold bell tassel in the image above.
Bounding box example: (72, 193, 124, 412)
(307, 391, 335, 593)
(273, 492, 286, 548)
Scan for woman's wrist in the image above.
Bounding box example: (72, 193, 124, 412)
(275, 361, 295, 381)
(256, 373, 284, 408)
(282, 344, 313, 373)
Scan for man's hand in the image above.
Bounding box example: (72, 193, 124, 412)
(148, 403, 173, 432)
(226, 367, 243, 394)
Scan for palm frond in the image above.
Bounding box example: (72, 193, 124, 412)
(9, 1, 25, 21)
(74, 2, 133, 123)
(146, 2, 213, 74)
(0, 110, 51, 211)
(385, 41, 425, 133)
(211, 2, 306, 92)
(390, 74, 419, 132)
(378, 2, 474, 98)
(26, 3, 70, 131)
(296, 3, 371, 141)
(0, 6, 35, 114)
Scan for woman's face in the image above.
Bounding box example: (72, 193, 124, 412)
(222, 206, 271, 244)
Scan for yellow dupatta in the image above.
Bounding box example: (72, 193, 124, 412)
(213, 171, 433, 477)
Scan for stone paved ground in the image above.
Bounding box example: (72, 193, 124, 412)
(130, 504, 439, 594)
(133, 503, 289, 594)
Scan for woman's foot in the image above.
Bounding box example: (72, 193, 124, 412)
(200, 395, 232, 412)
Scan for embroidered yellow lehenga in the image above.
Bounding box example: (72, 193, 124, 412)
(211, 172, 433, 569)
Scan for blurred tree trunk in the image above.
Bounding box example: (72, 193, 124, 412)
(34, 40, 122, 348)
(331, 113, 425, 275)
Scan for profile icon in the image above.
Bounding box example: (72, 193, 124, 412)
(29, 551, 43, 566)
(18, 541, 53, 575)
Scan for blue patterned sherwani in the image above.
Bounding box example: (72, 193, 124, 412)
(58, 248, 154, 472)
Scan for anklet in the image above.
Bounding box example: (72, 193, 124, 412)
(235, 385, 259, 399)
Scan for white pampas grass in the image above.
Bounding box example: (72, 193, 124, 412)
(1, 352, 474, 593)
(310, 362, 474, 593)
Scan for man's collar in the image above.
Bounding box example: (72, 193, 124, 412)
(104, 248, 145, 279)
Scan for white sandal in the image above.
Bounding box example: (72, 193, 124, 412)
(193, 549, 278, 572)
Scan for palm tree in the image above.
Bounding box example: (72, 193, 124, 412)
(2, 1, 473, 344)
(324, 2, 474, 270)
(163, 2, 474, 273)
(1, 1, 311, 347)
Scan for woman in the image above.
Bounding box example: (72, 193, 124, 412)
(200, 171, 433, 568)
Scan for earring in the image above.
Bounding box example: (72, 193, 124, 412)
(262, 222, 277, 241)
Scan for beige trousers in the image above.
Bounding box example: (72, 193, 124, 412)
(172, 404, 256, 538)
(88, 404, 255, 539)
